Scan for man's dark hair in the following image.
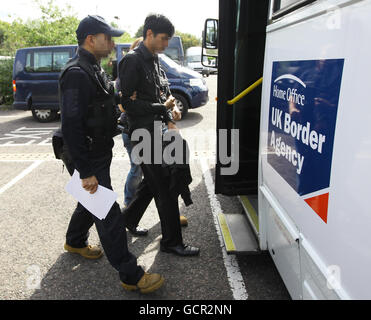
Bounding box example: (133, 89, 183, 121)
(78, 38, 85, 46)
(143, 14, 175, 39)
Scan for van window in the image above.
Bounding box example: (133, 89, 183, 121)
(34, 51, 52, 72)
(53, 51, 70, 71)
(26, 53, 32, 70)
(25, 50, 70, 72)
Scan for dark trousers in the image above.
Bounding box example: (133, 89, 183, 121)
(124, 161, 183, 248)
(65, 151, 144, 285)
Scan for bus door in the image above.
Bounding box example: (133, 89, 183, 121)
(203, 0, 269, 252)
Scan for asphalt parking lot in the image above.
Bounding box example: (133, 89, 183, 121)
(0, 74, 289, 302)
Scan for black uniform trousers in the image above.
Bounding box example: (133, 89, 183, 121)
(65, 149, 144, 285)
(123, 134, 183, 248)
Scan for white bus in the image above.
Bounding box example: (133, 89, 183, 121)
(204, 0, 371, 299)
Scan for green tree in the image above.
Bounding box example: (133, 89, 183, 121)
(1, 0, 79, 55)
(135, 25, 144, 38)
(0, 21, 10, 51)
(0, 0, 80, 104)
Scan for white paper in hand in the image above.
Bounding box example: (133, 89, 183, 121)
(65, 170, 118, 220)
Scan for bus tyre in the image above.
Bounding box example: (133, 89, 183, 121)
(173, 93, 189, 119)
(32, 109, 58, 123)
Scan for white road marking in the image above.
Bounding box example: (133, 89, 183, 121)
(0, 160, 43, 195)
(200, 158, 248, 300)
(0, 115, 24, 118)
(0, 127, 58, 146)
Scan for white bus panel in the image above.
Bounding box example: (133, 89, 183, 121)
(259, 0, 371, 299)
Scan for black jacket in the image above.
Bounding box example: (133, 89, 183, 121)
(162, 135, 193, 206)
(118, 42, 174, 133)
(59, 47, 117, 179)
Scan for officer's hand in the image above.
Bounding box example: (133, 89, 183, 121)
(165, 96, 176, 110)
(172, 105, 182, 121)
(82, 176, 99, 194)
(130, 91, 137, 101)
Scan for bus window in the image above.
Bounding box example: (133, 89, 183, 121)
(272, 0, 316, 19)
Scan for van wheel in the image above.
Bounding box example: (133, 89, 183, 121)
(173, 93, 189, 119)
(32, 109, 58, 122)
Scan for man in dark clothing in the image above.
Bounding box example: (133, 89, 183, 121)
(119, 14, 199, 256)
(59, 15, 164, 293)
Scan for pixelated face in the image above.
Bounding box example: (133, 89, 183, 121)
(91, 33, 115, 58)
(148, 31, 170, 54)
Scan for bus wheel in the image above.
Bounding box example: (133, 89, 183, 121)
(32, 109, 58, 122)
(173, 93, 189, 119)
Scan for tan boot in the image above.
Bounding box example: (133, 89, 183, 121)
(64, 243, 103, 260)
(180, 215, 188, 227)
(121, 272, 165, 294)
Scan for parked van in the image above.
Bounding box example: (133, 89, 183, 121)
(12, 45, 77, 122)
(116, 43, 208, 117)
(12, 42, 207, 122)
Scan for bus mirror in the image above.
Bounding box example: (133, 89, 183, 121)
(203, 19, 218, 49)
(202, 18, 218, 69)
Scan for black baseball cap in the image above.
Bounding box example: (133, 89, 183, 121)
(76, 15, 124, 40)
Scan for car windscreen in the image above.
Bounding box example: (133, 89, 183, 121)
(159, 53, 182, 70)
(186, 55, 201, 63)
(164, 47, 179, 62)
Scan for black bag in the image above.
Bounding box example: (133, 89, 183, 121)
(52, 128, 75, 176)
(52, 128, 64, 159)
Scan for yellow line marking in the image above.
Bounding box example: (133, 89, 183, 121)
(240, 195, 259, 232)
(218, 213, 236, 252)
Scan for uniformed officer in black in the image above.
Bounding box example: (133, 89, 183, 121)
(59, 15, 164, 294)
(119, 14, 200, 256)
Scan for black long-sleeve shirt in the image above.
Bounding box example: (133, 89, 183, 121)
(118, 42, 173, 133)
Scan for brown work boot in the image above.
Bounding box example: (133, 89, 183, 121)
(121, 272, 165, 294)
(64, 243, 103, 260)
(180, 215, 188, 227)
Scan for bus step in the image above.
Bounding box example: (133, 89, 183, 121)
(217, 213, 260, 254)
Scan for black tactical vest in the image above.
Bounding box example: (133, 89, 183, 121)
(59, 54, 118, 142)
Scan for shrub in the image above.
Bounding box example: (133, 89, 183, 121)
(0, 58, 14, 105)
